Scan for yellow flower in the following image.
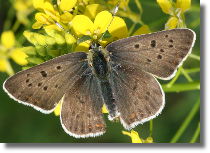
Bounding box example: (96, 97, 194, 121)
(122, 130, 142, 143)
(157, 0, 191, 29)
(58, 0, 77, 13)
(32, 0, 76, 30)
(157, 0, 173, 14)
(72, 11, 112, 42)
(33, 0, 50, 12)
(175, 0, 191, 13)
(73, 10, 149, 52)
(122, 130, 153, 143)
(157, 0, 191, 15)
(165, 16, 179, 29)
(72, 10, 114, 52)
(1, 31, 15, 48)
(0, 31, 28, 76)
(11, 48, 29, 65)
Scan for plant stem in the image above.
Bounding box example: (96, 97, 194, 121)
(189, 54, 200, 61)
(170, 97, 200, 143)
(149, 119, 153, 137)
(181, 68, 193, 82)
(166, 65, 183, 88)
(162, 81, 200, 92)
(190, 122, 200, 143)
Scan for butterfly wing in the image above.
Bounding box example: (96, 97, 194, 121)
(3, 52, 89, 113)
(60, 72, 106, 138)
(109, 64, 164, 129)
(106, 29, 195, 80)
(106, 29, 195, 129)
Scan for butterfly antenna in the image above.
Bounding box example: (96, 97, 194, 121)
(98, 3, 119, 42)
(54, 21, 89, 45)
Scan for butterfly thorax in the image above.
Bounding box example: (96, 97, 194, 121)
(88, 44, 110, 81)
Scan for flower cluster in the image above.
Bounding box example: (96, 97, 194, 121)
(157, 0, 191, 29)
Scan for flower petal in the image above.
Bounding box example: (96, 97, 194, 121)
(72, 15, 94, 35)
(122, 131, 131, 137)
(84, 4, 103, 20)
(1, 31, 15, 49)
(32, 21, 43, 29)
(0, 59, 6, 72)
(94, 11, 112, 35)
(122, 130, 142, 143)
(44, 2, 57, 20)
(59, 0, 77, 12)
(132, 25, 149, 36)
(11, 48, 28, 65)
(108, 16, 128, 39)
(60, 12, 73, 23)
(175, 0, 191, 13)
(35, 13, 51, 24)
(165, 16, 179, 29)
(54, 102, 61, 116)
(130, 130, 142, 143)
(33, 0, 46, 12)
(100, 37, 114, 48)
(157, 0, 172, 14)
(74, 41, 90, 53)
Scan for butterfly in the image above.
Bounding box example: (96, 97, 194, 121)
(3, 27, 195, 138)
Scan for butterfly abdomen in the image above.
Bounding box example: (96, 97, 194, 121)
(100, 81, 118, 119)
(90, 48, 118, 119)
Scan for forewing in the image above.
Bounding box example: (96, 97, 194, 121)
(109, 64, 164, 130)
(60, 73, 106, 138)
(106, 29, 195, 80)
(3, 52, 89, 113)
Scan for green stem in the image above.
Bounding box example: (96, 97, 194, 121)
(169, 0, 178, 18)
(166, 65, 183, 88)
(12, 20, 21, 33)
(128, 23, 136, 36)
(149, 119, 153, 137)
(181, 68, 193, 82)
(3, 5, 16, 31)
(179, 68, 200, 75)
(190, 122, 200, 143)
(134, 0, 143, 16)
(162, 81, 200, 92)
(189, 54, 200, 61)
(170, 97, 200, 143)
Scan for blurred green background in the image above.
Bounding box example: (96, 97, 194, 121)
(0, 0, 200, 143)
